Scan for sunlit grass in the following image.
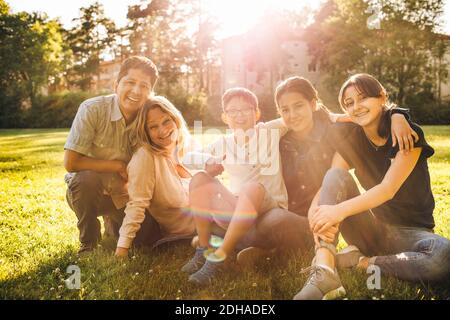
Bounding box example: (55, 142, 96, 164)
(0, 126, 449, 299)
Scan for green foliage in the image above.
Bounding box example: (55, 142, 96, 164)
(65, 1, 116, 90)
(0, 127, 448, 299)
(0, 0, 9, 15)
(304, 0, 448, 109)
(0, 9, 68, 127)
(125, 0, 220, 95)
(158, 84, 208, 126)
(22, 92, 93, 128)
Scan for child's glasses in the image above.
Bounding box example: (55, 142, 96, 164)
(225, 108, 254, 118)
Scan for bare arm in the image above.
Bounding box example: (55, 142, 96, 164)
(311, 148, 422, 233)
(330, 112, 419, 152)
(390, 113, 419, 152)
(64, 149, 128, 181)
(116, 149, 155, 257)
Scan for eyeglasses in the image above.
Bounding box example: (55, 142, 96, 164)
(225, 108, 254, 118)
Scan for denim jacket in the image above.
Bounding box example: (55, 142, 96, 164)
(280, 109, 335, 216)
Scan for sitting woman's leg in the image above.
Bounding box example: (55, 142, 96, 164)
(313, 168, 450, 284)
(295, 167, 378, 300)
(357, 227, 450, 283)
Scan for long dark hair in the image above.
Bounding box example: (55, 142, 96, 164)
(339, 73, 396, 138)
(275, 76, 330, 114)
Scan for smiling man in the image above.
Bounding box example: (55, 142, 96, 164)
(63, 56, 159, 255)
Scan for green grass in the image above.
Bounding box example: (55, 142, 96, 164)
(0, 127, 449, 300)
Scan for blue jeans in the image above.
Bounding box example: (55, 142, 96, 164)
(320, 168, 450, 283)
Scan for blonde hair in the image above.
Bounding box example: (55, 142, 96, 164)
(132, 96, 191, 159)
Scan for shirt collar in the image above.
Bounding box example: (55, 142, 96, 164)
(111, 94, 124, 122)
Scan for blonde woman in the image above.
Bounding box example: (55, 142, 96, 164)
(115, 96, 196, 257)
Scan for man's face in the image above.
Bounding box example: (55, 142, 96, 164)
(114, 68, 154, 116)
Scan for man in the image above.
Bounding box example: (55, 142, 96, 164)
(64, 56, 159, 255)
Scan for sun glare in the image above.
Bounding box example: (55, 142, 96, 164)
(202, 0, 324, 38)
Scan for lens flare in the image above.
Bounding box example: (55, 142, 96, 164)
(204, 249, 226, 262)
(209, 235, 224, 248)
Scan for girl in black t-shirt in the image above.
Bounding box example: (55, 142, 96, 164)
(295, 73, 450, 299)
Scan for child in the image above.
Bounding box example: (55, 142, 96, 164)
(181, 88, 289, 285)
(294, 73, 450, 299)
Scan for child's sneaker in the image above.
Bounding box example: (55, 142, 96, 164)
(336, 245, 364, 269)
(293, 263, 346, 300)
(188, 253, 224, 286)
(181, 247, 207, 274)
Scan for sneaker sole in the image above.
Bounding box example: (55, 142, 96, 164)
(323, 286, 347, 300)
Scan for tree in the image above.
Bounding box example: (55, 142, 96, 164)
(126, 0, 192, 89)
(0, 0, 9, 15)
(66, 1, 117, 90)
(304, 0, 448, 107)
(0, 10, 67, 127)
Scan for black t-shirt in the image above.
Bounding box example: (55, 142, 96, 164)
(280, 109, 335, 215)
(330, 121, 435, 229)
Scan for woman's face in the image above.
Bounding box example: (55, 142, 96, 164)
(278, 91, 315, 133)
(146, 107, 178, 150)
(342, 85, 385, 127)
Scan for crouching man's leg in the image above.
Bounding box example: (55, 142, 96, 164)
(66, 171, 116, 254)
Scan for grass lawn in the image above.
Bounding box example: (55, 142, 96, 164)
(0, 127, 449, 300)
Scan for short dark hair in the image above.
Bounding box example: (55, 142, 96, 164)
(117, 56, 159, 89)
(222, 87, 259, 111)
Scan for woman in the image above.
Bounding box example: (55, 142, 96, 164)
(115, 96, 196, 257)
(294, 73, 450, 299)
